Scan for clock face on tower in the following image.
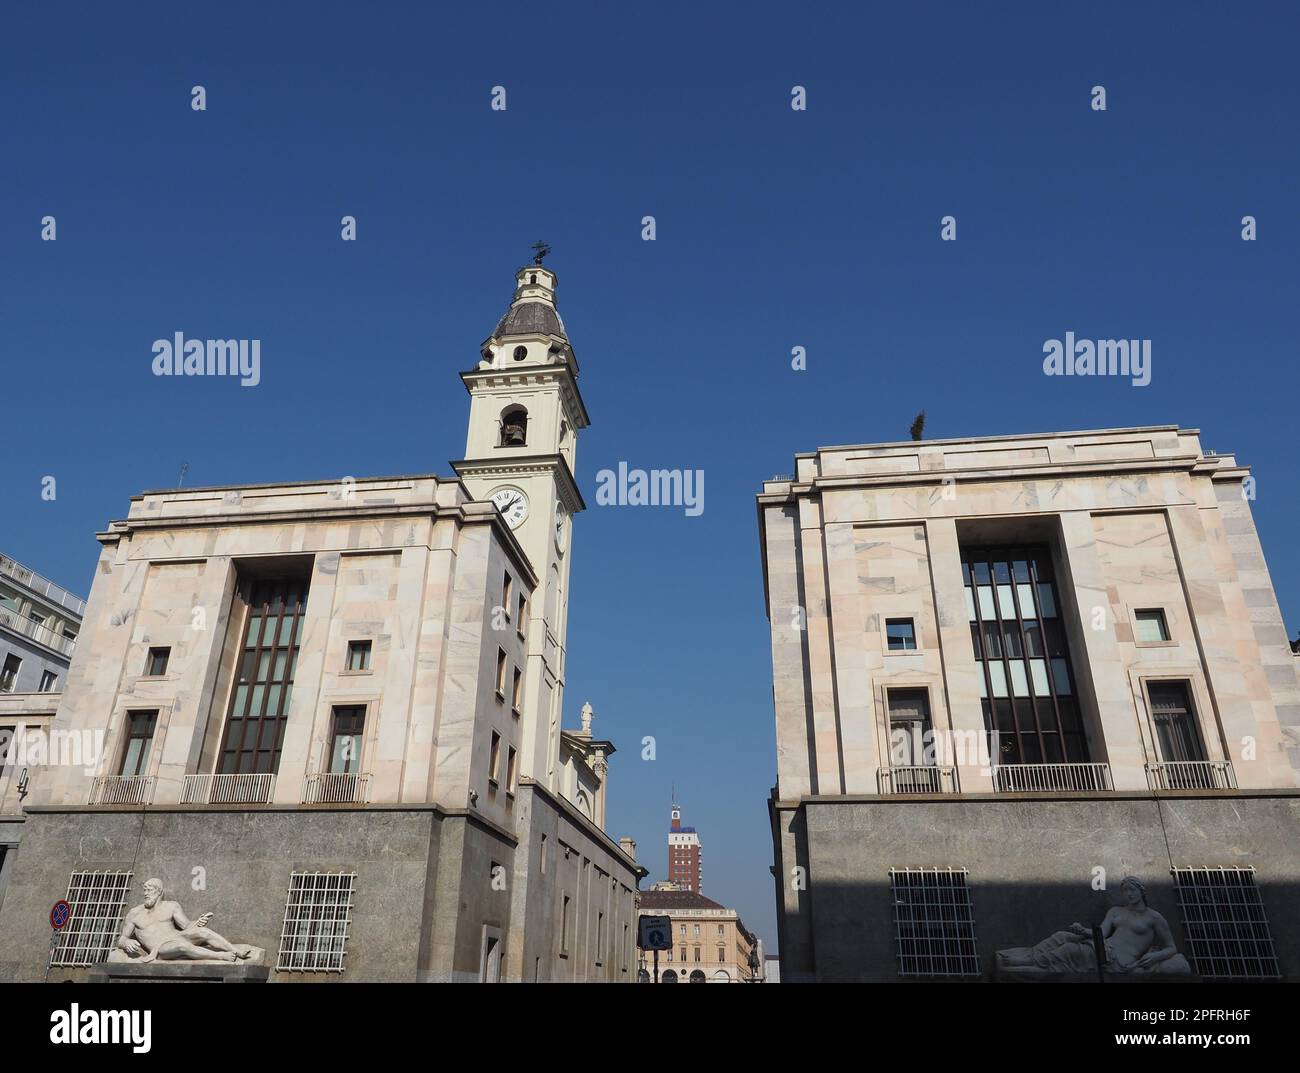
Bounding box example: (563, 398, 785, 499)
(554, 502, 569, 552)
(488, 486, 529, 530)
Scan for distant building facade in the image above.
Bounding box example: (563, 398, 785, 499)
(0, 260, 644, 982)
(667, 800, 702, 892)
(0, 552, 83, 697)
(759, 425, 1300, 981)
(637, 888, 760, 983)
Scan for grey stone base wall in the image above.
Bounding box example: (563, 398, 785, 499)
(0, 805, 478, 982)
(0, 795, 640, 983)
(772, 791, 1300, 983)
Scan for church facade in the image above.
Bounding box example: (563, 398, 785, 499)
(0, 260, 643, 982)
(758, 425, 1300, 982)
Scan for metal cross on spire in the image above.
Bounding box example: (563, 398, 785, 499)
(530, 240, 551, 265)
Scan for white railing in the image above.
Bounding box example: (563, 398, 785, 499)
(88, 775, 155, 805)
(181, 772, 276, 804)
(1146, 760, 1236, 791)
(878, 766, 958, 794)
(993, 762, 1112, 793)
(0, 606, 76, 657)
(302, 772, 371, 804)
(0, 553, 86, 616)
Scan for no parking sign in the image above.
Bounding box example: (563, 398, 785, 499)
(50, 900, 72, 930)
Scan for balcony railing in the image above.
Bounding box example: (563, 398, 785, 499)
(0, 553, 86, 617)
(181, 772, 276, 804)
(0, 605, 76, 658)
(878, 765, 958, 795)
(88, 775, 155, 805)
(1145, 760, 1236, 791)
(302, 772, 371, 804)
(993, 762, 1113, 793)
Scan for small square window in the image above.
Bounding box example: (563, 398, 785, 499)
(1135, 609, 1170, 643)
(39, 670, 58, 692)
(345, 640, 372, 671)
(886, 619, 917, 652)
(145, 647, 170, 677)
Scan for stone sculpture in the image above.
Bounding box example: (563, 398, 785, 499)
(109, 878, 264, 965)
(996, 875, 1191, 976)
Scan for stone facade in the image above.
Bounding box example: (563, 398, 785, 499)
(636, 888, 760, 983)
(0, 260, 642, 982)
(759, 425, 1300, 981)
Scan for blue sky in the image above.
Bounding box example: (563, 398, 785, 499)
(2, 1, 1298, 947)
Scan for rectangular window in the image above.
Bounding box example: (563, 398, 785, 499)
(561, 895, 571, 955)
(506, 745, 517, 792)
(694, 946, 701, 962)
(502, 571, 513, 621)
(886, 689, 933, 773)
(962, 547, 1086, 766)
(119, 710, 158, 778)
(345, 640, 371, 671)
(889, 867, 980, 977)
(1148, 681, 1207, 765)
(1135, 608, 1171, 643)
(1171, 867, 1279, 979)
(49, 871, 133, 968)
(512, 667, 523, 713)
(144, 646, 170, 677)
(329, 706, 365, 774)
(489, 730, 501, 783)
(1, 653, 21, 692)
(496, 648, 507, 697)
(596, 912, 604, 965)
(38, 670, 58, 692)
(517, 594, 527, 638)
(886, 618, 917, 651)
(217, 577, 307, 776)
(276, 872, 356, 973)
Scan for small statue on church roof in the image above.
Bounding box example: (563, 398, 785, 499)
(580, 701, 593, 736)
(531, 240, 551, 266)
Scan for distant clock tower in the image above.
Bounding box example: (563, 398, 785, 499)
(453, 253, 589, 790)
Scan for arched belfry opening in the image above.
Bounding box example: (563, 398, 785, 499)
(500, 405, 528, 447)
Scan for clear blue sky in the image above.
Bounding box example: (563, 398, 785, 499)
(3, 2, 1298, 948)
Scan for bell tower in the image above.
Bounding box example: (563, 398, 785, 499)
(454, 248, 589, 793)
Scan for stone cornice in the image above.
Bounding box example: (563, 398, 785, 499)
(451, 454, 588, 513)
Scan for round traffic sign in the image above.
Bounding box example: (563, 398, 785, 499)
(50, 900, 72, 930)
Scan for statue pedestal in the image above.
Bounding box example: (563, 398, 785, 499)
(89, 961, 270, 983)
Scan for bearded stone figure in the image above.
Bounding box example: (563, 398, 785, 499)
(108, 878, 264, 965)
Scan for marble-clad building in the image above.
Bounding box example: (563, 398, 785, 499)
(758, 425, 1300, 981)
(0, 259, 643, 982)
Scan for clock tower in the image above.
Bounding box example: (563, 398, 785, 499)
(453, 252, 590, 792)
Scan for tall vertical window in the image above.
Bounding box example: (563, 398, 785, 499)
(38, 670, 58, 692)
(218, 578, 307, 776)
(886, 689, 933, 767)
(329, 706, 365, 774)
(1148, 681, 1207, 764)
(119, 710, 158, 777)
(502, 571, 513, 620)
(489, 730, 501, 783)
(963, 547, 1086, 765)
(512, 667, 523, 713)
(0, 654, 21, 692)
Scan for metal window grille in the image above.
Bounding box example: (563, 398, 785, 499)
(50, 871, 133, 967)
(276, 871, 356, 973)
(1171, 867, 1280, 979)
(889, 867, 980, 977)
